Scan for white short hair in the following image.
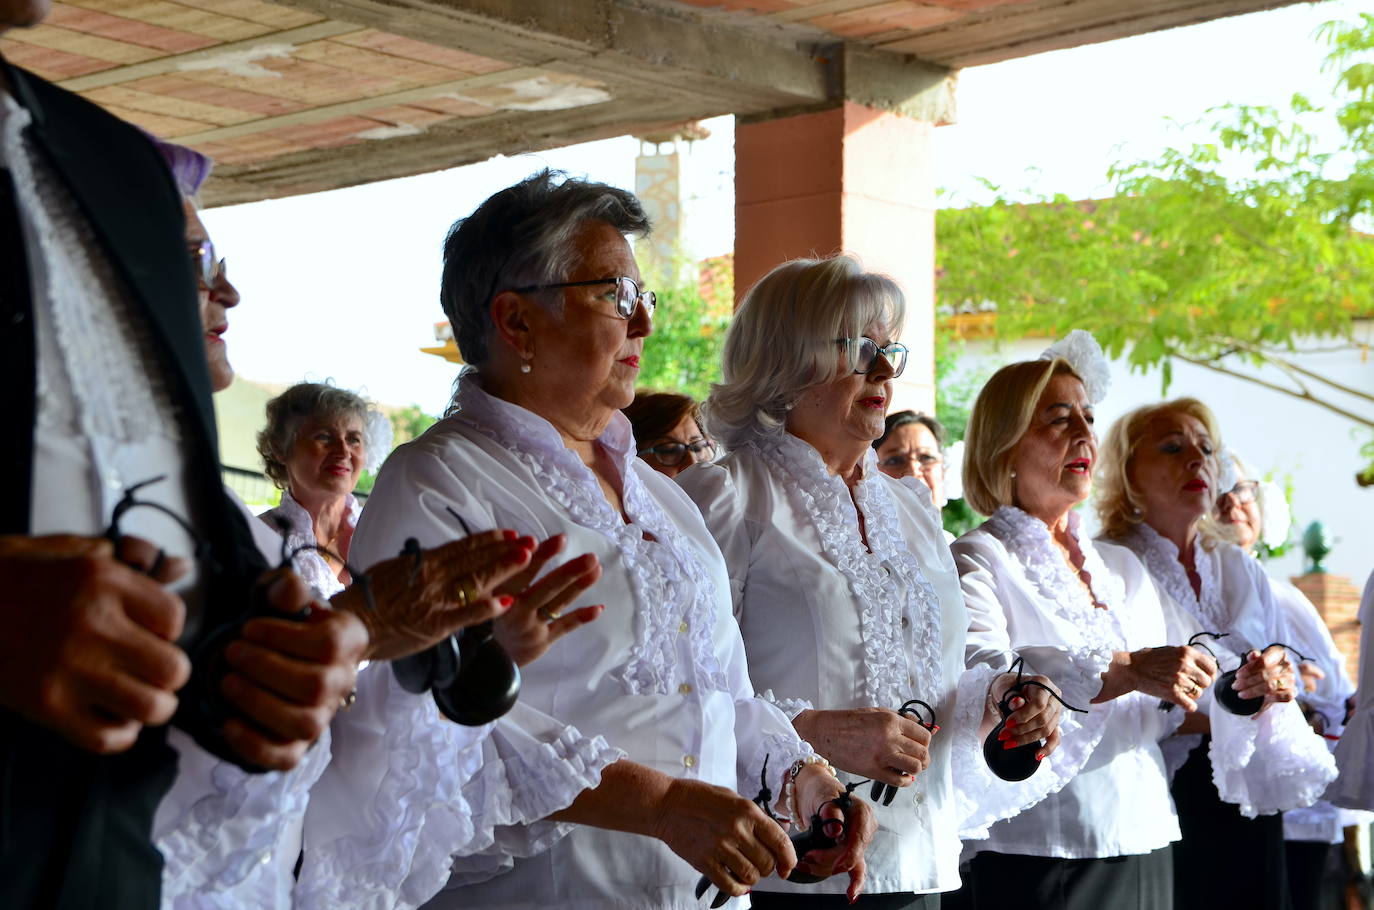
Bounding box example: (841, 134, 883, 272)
(704, 255, 905, 451)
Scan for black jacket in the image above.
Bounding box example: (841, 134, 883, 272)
(0, 58, 268, 909)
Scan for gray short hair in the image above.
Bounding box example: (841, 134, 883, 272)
(704, 255, 906, 451)
(256, 382, 378, 489)
(440, 169, 651, 366)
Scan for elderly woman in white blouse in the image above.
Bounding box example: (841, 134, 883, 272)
(256, 381, 388, 597)
(952, 338, 1228, 910)
(313, 171, 873, 910)
(680, 255, 1066, 910)
(1096, 399, 1336, 910)
(148, 141, 575, 910)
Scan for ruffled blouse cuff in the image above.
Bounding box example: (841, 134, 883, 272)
(157, 726, 330, 901)
(756, 689, 815, 721)
(1329, 709, 1374, 810)
(296, 669, 623, 910)
(1209, 699, 1337, 818)
(954, 664, 1108, 840)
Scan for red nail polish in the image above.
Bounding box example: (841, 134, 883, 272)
(503, 530, 517, 540)
(1005, 718, 1016, 729)
(931, 724, 940, 733)
(1035, 751, 1045, 761)
(498, 595, 514, 608)
(1003, 740, 1016, 750)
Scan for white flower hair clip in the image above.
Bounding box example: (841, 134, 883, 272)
(1039, 329, 1111, 404)
(1216, 446, 1240, 494)
(363, 407, 393, 475)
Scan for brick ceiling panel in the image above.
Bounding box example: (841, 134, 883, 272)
(126, 73, 312, 117)
(96, 100, 208, 136)
(6, 24, 164, 64)
(85, 83, 262, 125)
(330, 30, 513, 76)
(165, 0, 323, 29)
(291, 36, 478, 88)
(59, 0, 278, 42)
(175, 56, 405, 106)
(0, 37, 114, 78)
(46, 3, 219, 53)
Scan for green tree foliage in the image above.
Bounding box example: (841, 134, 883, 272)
(635, 272, 732, 401)
(936, 14, 1374, 477)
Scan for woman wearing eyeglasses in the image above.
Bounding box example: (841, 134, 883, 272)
(679, 255, 1068, 909)
(1207, 452, 1360, 910)
(337, 172, 873, 910)
(623, 391, 717, 478)
(1096, 401, 1336, 910)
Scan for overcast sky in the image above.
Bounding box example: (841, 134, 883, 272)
(202, 0, 1366, 416)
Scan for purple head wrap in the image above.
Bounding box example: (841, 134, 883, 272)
(145, 132, 214, 197)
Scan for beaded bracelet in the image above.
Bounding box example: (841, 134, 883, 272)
(784, 755, 836, 827)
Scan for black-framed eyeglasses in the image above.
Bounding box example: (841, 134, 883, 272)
(189, 241, 226, 289)
(513, 276, 656, 319)
(835, 336, 908, 378)
(880, 451, 942, 471)
(639, 437, 717, 468)
(1218, 480, 1260, 508)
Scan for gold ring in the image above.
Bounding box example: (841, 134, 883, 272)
(340, 689, 357, 710)
(1274, 677, 1287, 692)
(455, 581, 477, 609)
(537, 606, 562, 623)
(1186, 683, 1200, 697)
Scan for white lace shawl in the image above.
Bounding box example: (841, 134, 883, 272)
(1118, 523, 1227, 633)
(259, 491, 361, 600)
(452, 375, 728, 695)
(751, 434, 945, 712)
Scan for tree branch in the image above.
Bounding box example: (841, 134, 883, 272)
(1174, 353, 1374, 429)
(1198, 335, 1374, 404)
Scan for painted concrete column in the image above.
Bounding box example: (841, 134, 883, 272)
(735, 101, 936, 414)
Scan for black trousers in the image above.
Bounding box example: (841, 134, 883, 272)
(0, 717, 178, 909)
(967, 847, 1174, 910)
(1284, 840, 1334, 910)
(750, 891, 940, 909)
(1172, 739, 1291, 910)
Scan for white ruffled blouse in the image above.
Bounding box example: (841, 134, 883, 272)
(307, 374, 813, 910)
(679, 439, 1058, 894)
(1113, 525, 1337, 818)
(259, 490, 362, 599)
(954, 507, 1190, 859)
(1329, 570, 1374, 812)
(154, 491, 330, 910)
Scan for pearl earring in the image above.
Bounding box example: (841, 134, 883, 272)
(1010, 469, 1017, 479)
(520, 355, 532, 374)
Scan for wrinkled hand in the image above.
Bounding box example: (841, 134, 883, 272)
(989, 672, 1064, 757)
(1106, 644, 1218, 712)
(333, 530, 538, 661)
(492, 535, 603, 667)
(793, 707, 933, 786)
(0, 534, 191, 753)
(1233, 647, 1297, 707)
(652, 778, 796, 899)
(221, 570, 368, 770)
(791, 765, 876, 902)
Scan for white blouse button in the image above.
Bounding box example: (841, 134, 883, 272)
(678, 620, 689, 634)
(683, 754, 696, 768)
(679, 683, 693, 695)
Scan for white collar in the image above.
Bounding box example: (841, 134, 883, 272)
(1117, 522, 1225, 631)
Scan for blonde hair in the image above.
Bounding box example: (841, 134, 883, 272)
(703, 255, 905, 451)
(1095, 397, 1223, 539)
(962, 358, 1082, 516)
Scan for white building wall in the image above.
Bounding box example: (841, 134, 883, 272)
(949, 323, 1374, 584)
